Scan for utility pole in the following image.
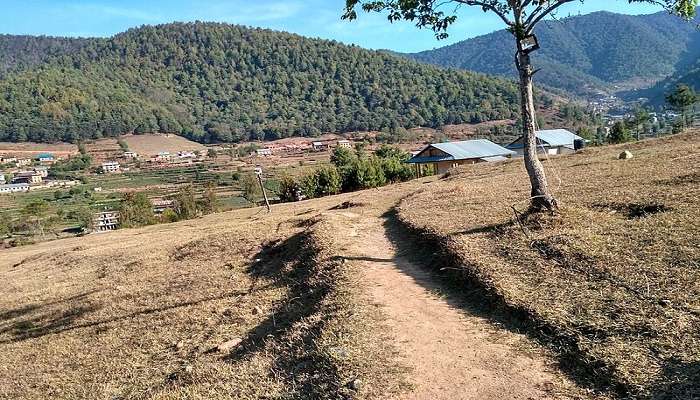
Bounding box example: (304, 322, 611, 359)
(254, 167, 271, 213)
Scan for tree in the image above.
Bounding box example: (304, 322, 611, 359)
(343, 0, 697, 210)
(207, 148, 218, 159)
(240, 172, 262, 203)
(172, 185, 198, 220)
(119, 192, 154, 228)
(68, 207, 95, 232)
(609, 121, 632, 144)
(21, 200, 50, 237)
(199, 184, 219, 215)
(666, 84, 698, 128)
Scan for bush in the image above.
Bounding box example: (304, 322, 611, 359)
(301, 166, 342, 199)
(278, 175, 302, 202)
(609, 121, 632, 144)
(172, 185, 198, 220)
(119, 193, 154, 228)
(160, 208, 178, 223)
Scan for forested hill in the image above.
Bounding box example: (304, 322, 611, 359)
(635, 57, 700, 105)
(0, 34, 94, 77)
(0, 23, 522, 144)
(408, 10, 700, 95)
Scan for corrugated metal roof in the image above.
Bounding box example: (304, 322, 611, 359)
(432, 139, 514, 159)
(506, 129, 583, 149)
(407, 139, 514, 163)
(535, 129, 582, 147)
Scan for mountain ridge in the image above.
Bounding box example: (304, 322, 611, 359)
(407, 9, 700, 96)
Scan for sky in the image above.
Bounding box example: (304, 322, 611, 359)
(1, 1, 661, 53)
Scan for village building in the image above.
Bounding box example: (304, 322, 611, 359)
(407, 139, 515, 175)
(506, 129, 586, 156)
(256, 148, 273, 157)
(337, 139, 352, 149)
(33, 166, 49, 178)
(177, 151, 196, 159)
(152, 199, 175, 215)
(93, 211, 120, 232)
(312, 141, 328, 151)
(101, 161, 121, 173)
(16, 158, 31, 167)
(1, 157, 17, 164)
(12, 171, 43, 184)
(154, 152, 172, 162)
(123, 151, 138, 159)
(0, 183, 30, 194)
(36, 153, 55, 163)
(0, 174, 5, 184)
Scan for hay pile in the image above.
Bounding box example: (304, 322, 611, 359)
(397, 131, 700, 398)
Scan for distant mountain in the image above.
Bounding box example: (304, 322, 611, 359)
(634, 56, 700, 105)
(408, 10, 700, 95)
(0, 23, 524, 144)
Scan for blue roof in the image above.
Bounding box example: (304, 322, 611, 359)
(507, 129, 583, 149)
(407, 139, 514, 163)
(36, 153, 54, 158)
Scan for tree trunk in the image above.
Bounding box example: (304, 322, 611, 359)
(515, 46, 557, 211)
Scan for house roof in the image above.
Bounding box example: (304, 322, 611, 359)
(507, 129, 584, 150)
(36, 152, 54, 158)
(407, 139, 514, 164)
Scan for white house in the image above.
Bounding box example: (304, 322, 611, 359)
(312, 141, 328, 151)
(506, 129, 586, 156)
(36, 153, 55, 163)
(0, 174, 5, 184)
(93, 211, 120, 232)
(256, 148, 273, 157)
(101, 161, 121, 173)
(154, 152, 172, 162)
(123, 151, 138, 159)
(12, 171, 43, 184)
(337, 140, 352, 149)
(0, 183, 30, 194)
(33, 166, 49, 178)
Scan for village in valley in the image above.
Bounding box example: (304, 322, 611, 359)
(1, 1, 699, 400)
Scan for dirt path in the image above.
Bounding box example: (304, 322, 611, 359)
(328, 210, 573, 400)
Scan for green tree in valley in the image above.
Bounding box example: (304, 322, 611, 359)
(240, 173, 262, 204)
(666, 84, 699, 128)
(344, 0, 697, 210)
(609, 121, 632, 144)
(119, 193, 155, 228)
(172, 185, 198, 220)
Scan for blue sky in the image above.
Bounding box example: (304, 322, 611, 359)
(2, 1, 660, 52)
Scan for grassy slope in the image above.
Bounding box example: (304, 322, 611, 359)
(0, 191, 409, 399)
(397, 130, 700, 398)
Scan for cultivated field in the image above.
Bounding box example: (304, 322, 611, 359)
(0, 142, 78, 158)
(122, 134, 206, 156)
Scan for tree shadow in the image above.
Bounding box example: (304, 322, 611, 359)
(380, 207, 625, 397)
(224, 230, 348, 398)
(651, 358, 700, 400)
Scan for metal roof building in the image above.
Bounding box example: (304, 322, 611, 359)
(506, 129, 585, 155)
(407, 139, 515, 175)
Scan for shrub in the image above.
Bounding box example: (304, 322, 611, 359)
(278, 175, 302, 202)
(119, 193, 154, 228)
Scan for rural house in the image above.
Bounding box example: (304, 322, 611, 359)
(12, 171, 43, 184)
(312, 141, 328, 151)
(0, 174, 5, 184)
(337, 139, 352, 149)
(0, 183, 30, 194)
(36, 153, 55, 163)
(93, 211, 120, 232)
(506, 129, 586, 156)
(101, 161, 121, 173)
(123, 151, 138, 159)
(33, 166, 49, 178)
(407, 139, 515, 175)
(256, 148, 273, 157)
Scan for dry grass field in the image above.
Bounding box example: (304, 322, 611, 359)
(1, 130, 697, 399)
(0, 185, 414, 400)
(0, 142, 78, 158)
(397, 129, 700, 398)
(121, 134, 206, 156)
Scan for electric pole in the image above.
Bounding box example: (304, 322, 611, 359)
(254, 167, 271, 213)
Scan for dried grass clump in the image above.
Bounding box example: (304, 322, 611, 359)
(397, 130, 700, 398)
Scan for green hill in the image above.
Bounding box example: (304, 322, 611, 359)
(0, 23, 522, 144)
(408, 10, 700, 95)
